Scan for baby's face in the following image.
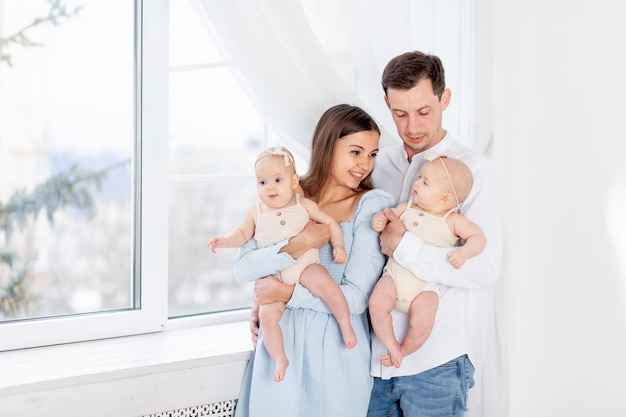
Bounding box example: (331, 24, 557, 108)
(412, 161, 449, 211)
(255, 155, 298, 209)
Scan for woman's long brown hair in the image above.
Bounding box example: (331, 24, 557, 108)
(299, 104, 380, 198)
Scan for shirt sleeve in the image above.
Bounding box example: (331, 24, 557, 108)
(392, 161, 503, 290)
(286, 190, 395, 314)
(233, 236, 296, 284)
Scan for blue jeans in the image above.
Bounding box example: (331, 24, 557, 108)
(367, 355, 475, 417)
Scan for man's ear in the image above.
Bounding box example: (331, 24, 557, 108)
(384, 94, 390, 109)
(440, 89, 451, 111)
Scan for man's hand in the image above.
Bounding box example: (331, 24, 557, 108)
(249, 302, 260, 349)
(379, 208, 406, 257)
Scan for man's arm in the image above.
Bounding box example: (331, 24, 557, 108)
(381, 163, 503, 290)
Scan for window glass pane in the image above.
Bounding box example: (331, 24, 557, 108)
(168, 1, 316, 318)
(0, 0, 135, 321)
(168, 178, 257, 317)
(169, 0, 220, 67)
(168, 0, 264, 317)
(169, 67, 265, 176)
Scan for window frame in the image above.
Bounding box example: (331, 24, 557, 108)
(0, 0, 168, 352)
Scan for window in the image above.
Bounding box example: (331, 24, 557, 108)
(0, 0, 167, 351)
(0, 0, 135, 320)
(1, 0, 473, 350)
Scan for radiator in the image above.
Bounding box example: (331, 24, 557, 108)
(142, 399, 238, 417)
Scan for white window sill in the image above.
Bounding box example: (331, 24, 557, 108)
(0, 318, 253, 397)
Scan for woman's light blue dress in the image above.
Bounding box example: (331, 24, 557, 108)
(233, 189, 394, 417)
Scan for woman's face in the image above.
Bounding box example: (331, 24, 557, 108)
(328, 130, 380, 190)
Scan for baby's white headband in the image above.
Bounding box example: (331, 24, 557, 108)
(256, 146, 295, 168)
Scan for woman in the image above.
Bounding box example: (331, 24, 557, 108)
(233, 104, 394, 417)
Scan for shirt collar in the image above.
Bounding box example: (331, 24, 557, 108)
(407, 134, 454, 165)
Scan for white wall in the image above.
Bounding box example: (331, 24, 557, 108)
(486, 0, 626, 415)
(0, 322, 252, 417)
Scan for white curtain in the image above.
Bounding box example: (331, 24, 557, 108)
(192, 1, 507, 416)
(192, 0, 422, 155)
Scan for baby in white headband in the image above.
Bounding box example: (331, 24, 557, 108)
(209, 146, 352, 382)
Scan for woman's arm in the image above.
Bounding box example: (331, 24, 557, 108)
(287, 190, 395, 315)
(233, 221, 330, 283)
(240, 221, 330, 346)
(253, 275, 294, 304)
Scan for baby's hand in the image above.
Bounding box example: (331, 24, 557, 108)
(371, 211, 388, 232)
(208, 237, 223, 254)
(333, 245, 347, 264)
(447, 250, 466, 269)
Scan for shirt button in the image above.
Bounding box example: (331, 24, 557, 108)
(280, 220, 286, 226)
(276, 211, 282, 216)
(412, 221, 419, 227)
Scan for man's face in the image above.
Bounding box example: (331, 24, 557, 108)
(385, 79, 450, 162)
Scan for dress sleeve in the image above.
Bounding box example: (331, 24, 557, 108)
(233, 237, 296, 284)
(392, 162, 503, 290)
(286, 189, 395, 314)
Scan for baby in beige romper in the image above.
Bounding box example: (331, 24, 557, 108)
(369, 156, 486, 368)
(209, 146, 354, 382)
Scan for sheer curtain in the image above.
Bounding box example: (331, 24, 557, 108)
(192, 0, 438, 153)
(192, 1, 507, 416)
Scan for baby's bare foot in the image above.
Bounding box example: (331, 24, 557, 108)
(388, 349, 403, 368)
(382, 344, 403, 368)
(340, 322, 357, 349)
(381, 354, 393, 367)
(274, 356, 289, 382)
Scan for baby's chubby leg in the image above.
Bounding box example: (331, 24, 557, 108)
(300, 263, 356, 348)
(258, 301, 289, 382)
(369, 275, 403, 367)
(401, 290, 439, 357)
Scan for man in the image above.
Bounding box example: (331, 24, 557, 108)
(367, 51, 503, 416)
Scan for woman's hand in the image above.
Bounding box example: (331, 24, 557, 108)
(279, 221, 330, 258)
(254, 275, 295, 305)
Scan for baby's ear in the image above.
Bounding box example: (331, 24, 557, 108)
(292, 173, 300, 189)
(440, 193, 452, 204)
